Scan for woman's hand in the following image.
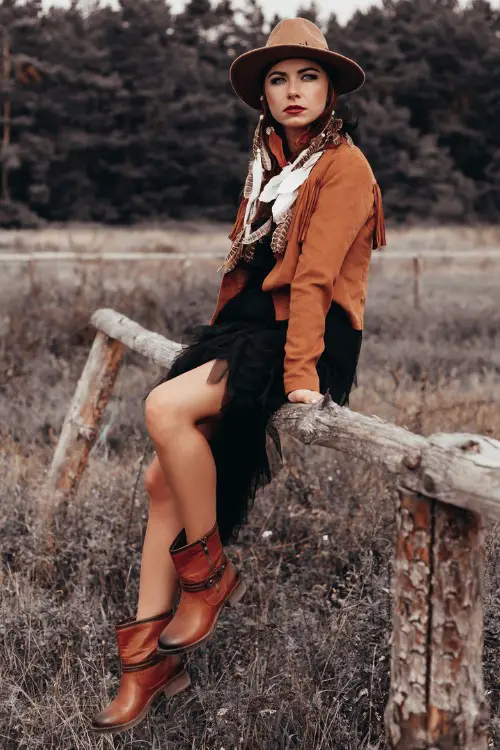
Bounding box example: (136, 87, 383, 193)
(287, 389, 323, 404)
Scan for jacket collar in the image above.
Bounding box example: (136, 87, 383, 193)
(267, 128, 288, 168)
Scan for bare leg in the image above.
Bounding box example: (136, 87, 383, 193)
(136, 420, 218, 621)
(144, 360, 228, 545)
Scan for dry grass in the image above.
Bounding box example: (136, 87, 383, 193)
(2, 221, 500, 257)
(1, 231, 500, 749)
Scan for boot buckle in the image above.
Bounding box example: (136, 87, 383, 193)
(181, 559, 227, 592)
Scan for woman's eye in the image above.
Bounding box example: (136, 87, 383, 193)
(270, 73, 318, 85)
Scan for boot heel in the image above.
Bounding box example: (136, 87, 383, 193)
(164, 669, 191, 697)
(227, 578, 246, 607)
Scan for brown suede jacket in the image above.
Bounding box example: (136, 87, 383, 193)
(210, 137, 386, 396)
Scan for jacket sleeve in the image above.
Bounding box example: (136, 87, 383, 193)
(283, 149, 375, 396)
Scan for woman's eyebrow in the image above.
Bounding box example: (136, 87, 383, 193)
(267, 66, 321, 78)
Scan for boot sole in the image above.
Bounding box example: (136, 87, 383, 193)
(156, 577, 247, 657)
(90, 668, 190, 735)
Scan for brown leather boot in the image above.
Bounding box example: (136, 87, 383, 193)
(91, 609, 190, 734)
(157, 521, 246, 656)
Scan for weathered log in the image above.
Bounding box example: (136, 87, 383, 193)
(41, 305, 498, 749)
(88, 308, 500, 521)
(427, 503, 488, 749)
(45, 330, 125, 502)
(413, 255, 421, 309)
(385, 490, 432, 749)
(385, 489, 489, 749)
(273, 397, 500, 521)
(90, 307, 182, 366)
(44, 306, 498, 749)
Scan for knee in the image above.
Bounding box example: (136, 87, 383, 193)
(144, 385, 185, 443)
(144, 460, 175, 506)
(144, 460, 162, 496)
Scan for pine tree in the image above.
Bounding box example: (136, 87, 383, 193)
(0, 0, 498, 225)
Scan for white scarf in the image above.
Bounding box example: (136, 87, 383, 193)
(259, 150, 324, 224)
(242, 146, 324, 241)
(218, 114, 344, 274)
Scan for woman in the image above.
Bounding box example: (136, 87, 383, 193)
(91, 17, 386, 734)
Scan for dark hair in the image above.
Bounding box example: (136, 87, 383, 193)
(334, 98, 359, 139)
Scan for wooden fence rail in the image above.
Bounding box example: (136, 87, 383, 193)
(2, 249, 500, 262)
(45, 307, 500, 750)
(4, 250, 500, 312)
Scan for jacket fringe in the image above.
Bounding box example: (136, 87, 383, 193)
(206, 359, 229, 383)
(297, 176, 322, 244)
(228, 197, 249, 242)
(372, 183, 386, 249)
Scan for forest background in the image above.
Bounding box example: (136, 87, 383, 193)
(0, 0, 499, 228)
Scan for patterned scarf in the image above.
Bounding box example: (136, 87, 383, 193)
(218, 112, 348, 274)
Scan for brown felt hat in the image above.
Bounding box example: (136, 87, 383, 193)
(229, 17, 365, 110)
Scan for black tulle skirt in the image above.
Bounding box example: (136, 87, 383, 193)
(143, 263, 362, 546)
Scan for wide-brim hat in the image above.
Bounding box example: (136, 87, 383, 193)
(229, 17, 365, 111)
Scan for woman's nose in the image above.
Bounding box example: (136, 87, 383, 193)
(286, 83, 300, 99)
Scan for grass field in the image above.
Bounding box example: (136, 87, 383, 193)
(1, 226, 499, 749)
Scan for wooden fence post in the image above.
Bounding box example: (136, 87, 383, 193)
(385, 489, 433, 748)
(385, 488, 489, 749)
(42, 308, 500, 744)
(44, 330, 126, 511)
(428, 502, 488, 748)
(413, 255, 421, 309)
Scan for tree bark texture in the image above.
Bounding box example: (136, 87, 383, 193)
(385, 489, 488, 749)
(428, 504, 488, 748)
(45, 331, 125, 501)
(385, 490, 432, 749)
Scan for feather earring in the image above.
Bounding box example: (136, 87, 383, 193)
(261, 143, 272, 172)
(242, 115, 266, 238)
(244, 115, 264, 198)
(252, 114, 263, 158)
(252, 113, 272, 171)
(261, 122, 273, 171)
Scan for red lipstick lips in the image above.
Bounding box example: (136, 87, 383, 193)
(284, 105, 306, 113)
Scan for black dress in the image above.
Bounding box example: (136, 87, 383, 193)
(143, 235, 362, 545)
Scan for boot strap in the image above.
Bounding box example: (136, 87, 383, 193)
(121, 652, 165, 672)
(180, 558, 227, 592)
(122, 651, 187, 672)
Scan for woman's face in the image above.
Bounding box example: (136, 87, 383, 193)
(263, 57, 329, 129)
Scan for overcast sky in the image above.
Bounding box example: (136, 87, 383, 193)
(174, 0, 384, 24)
(43, 0, 384, 26)
(43, 0, 497, 25)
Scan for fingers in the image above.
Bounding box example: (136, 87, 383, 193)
(288, 389, 323, 404)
